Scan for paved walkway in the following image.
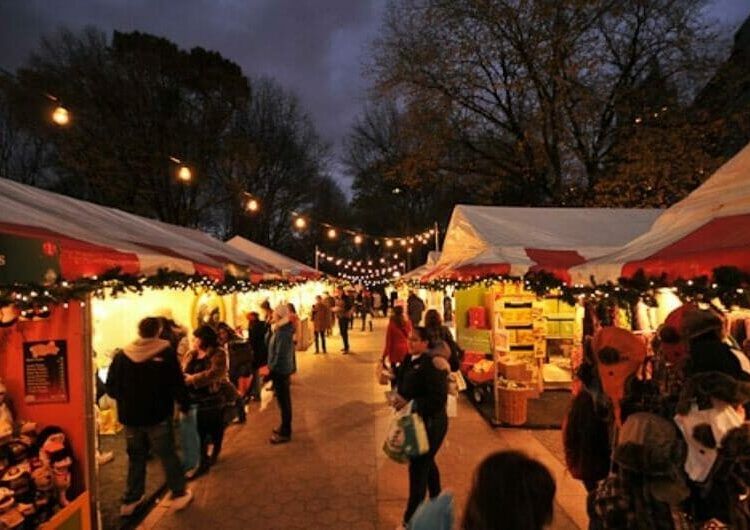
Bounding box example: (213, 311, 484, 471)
(141, 318, 587, 529)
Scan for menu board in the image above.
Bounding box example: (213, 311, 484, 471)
(23, 340, 69, 403)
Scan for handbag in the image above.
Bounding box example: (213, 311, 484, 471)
(382, 401, 430, 463)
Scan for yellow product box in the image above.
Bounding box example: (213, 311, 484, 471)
(546, 321, 560, 336)
(516, 329, 534, 345)
(559, 320, 576, 338)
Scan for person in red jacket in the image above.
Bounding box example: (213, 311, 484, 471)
(381, 306, 412, 385)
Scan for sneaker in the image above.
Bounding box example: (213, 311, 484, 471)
(170, 489, 193, 511)
(269, 433, 291, 444)
(119, 495, 144, 517)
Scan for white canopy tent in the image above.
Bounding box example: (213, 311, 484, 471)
(424, 205, 662, 281)
(570, 143, 750, 283)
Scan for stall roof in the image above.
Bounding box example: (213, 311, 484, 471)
(0, 178, 278, 282)
(227, 236, 321, 279)
(570, 143, 750, 283)
(425, 205, 661, 281)
(401, 251, 441, 282)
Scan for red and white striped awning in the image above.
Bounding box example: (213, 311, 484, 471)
(0, 178, 278, 283)
(570, 143, 750, 283)
(422, 205, 661, 283)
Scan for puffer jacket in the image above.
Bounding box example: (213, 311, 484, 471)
(268, 322, 296, 375)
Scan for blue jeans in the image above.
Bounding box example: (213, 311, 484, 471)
(124, 419, 186, 503)
(178, 406, 200, 471)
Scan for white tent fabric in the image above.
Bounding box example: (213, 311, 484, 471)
(569, 143, 750, 283)
(401, 251, 441, 282)
(227, 236, 319, 279)
(428, 205, 661, 280)
(0, 178, 277, 279)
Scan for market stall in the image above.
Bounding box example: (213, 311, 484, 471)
(0, 178, 283, 528)
(228, 236, 326, 350)
(417, 204, 661, 425)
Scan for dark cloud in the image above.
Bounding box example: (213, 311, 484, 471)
(0, 0, 388, 191)
(0, 0, 748, 193)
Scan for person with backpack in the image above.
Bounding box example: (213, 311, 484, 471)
(106, 317, 193, 516)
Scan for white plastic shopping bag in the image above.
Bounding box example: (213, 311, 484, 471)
(446, 395, 458, 418)
(383, 401, 430, 463)
(259, 381, 274, 412)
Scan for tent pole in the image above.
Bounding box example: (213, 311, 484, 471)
(434, 221, 439, 252)
(314, 244, 319, 271)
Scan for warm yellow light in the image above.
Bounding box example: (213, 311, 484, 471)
(294, 217, 307, 229)
(327, 228, 337, 239)
(400, 239, 406, 246)
(246, 198, 259, 212)
(52, 106, 70, 126)
(385, 239, 394, 248)
(177, 165, 192, 182)
(354, 234, 363, 245)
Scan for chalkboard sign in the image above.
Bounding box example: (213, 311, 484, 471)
(23, 340, 69, 403)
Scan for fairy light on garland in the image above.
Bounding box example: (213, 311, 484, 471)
(0, 267, 327, 319)
(399, 266, 750, 310)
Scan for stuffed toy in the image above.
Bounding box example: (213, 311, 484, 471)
(0, 487, 24, 529)
(0, 382, 15, 442)
(592, 327, 647, 425)
(31, 465, 56, 523)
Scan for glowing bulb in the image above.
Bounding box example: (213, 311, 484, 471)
(294, 217, 307, 229)
(385, 239, 394, 248)
(52, 106, 70, 126)
(246, 198, 259, 212)
(327, 228, 337, 239)
(354, 234, 363, 245)
(177, 165, 192, 182)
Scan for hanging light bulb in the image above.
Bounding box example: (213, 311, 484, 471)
(327, 228, 337, 239)
(294, 216, 307, 229)
(245, 197, 259, 212)
(385, 239, 394, 248)
(177, 165, 193, 183)
(51, 105, 70, 126)
(354, 234, 363, 245)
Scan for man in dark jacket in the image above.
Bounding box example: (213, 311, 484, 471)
(247, 311, 268, 400)
(407, 291, 426, 326)
(106, 317, 193, 516)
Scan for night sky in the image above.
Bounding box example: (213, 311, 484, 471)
(0, 0, 748, 192)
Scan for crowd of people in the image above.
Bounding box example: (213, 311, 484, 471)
(101, 287, 559, 529)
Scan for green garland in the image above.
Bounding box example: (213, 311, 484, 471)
(0, 267, 327, 315)
(402, 266, 750, 309)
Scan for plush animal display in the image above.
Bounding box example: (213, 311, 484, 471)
(592, 327, 647, 426)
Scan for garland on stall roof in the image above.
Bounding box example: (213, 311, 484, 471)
(401, 266, 750, 309)
(0, 267, 327, 313)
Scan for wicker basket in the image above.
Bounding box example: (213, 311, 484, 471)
(497, 386, 529, 425)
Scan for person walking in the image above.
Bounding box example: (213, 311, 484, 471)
(217, 323, 252, 424)
(381, 306, 412, 387)
(324, 291, 336, 336)
(247, 311, 267, 401)
(407, 291, 426, 327)
(390, 289, 398, 310)
(392, 326, 449, 527)
(373, 291, 382, 317)
(423, 309, 462, 371)
(334, 287, 354, 353)
(268, 303, 296, 444)
(183, 325, 230, 473)
(106, 317, 193, 516)
(312, 295, 332, 354)
(361, 291, 374, 332)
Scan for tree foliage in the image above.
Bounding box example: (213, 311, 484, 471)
(365, 0, 723, 206)
(0, 28, 345, 260)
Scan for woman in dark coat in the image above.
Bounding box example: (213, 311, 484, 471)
(183, 326, 229, 472)
(392, 326, 449, 527)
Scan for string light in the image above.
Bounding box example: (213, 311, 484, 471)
(327, 228, 337, 239)
(354, 234, 363, 245)
(294, 216, 307, 230)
